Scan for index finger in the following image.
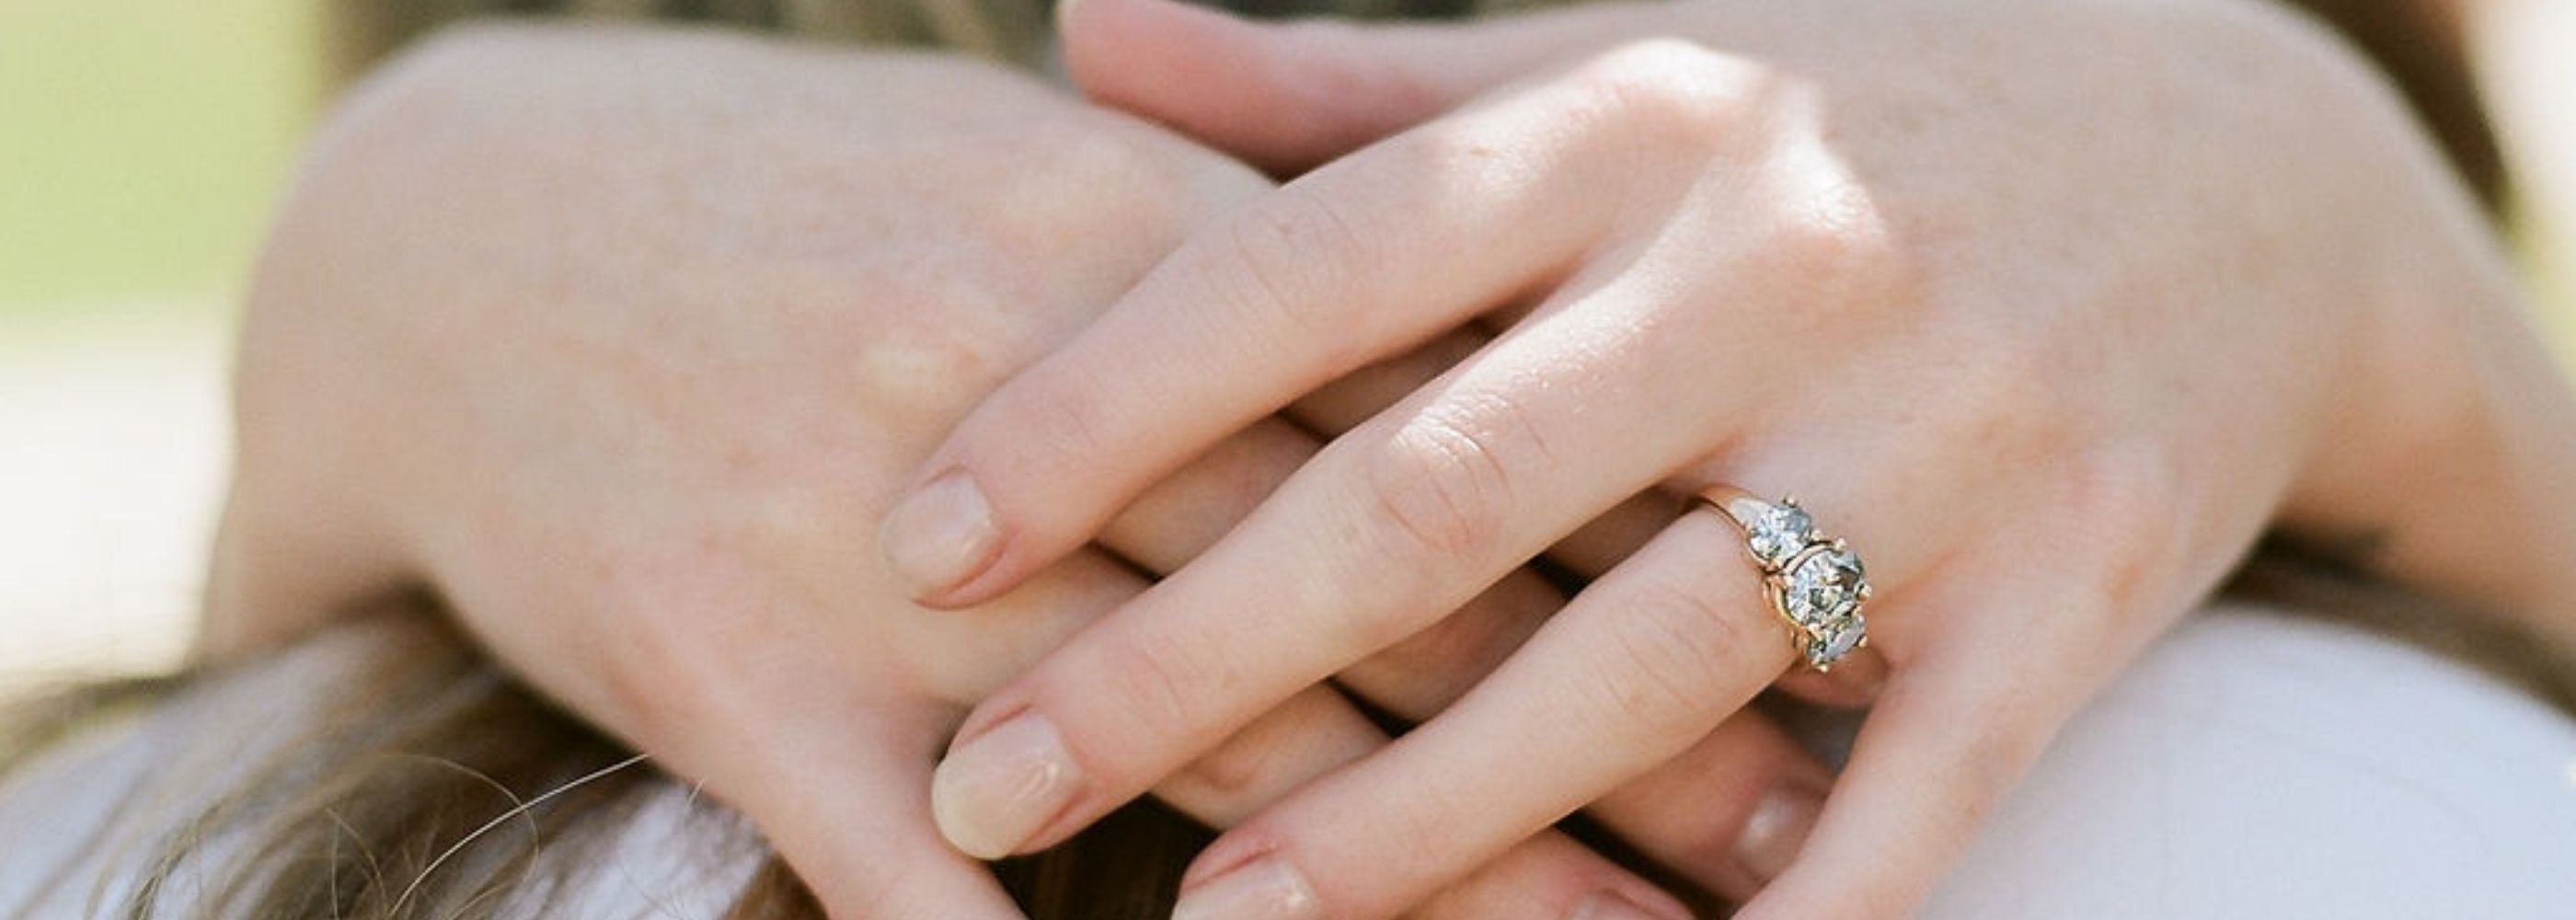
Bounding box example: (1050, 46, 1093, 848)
(876, 77, 1631, 606)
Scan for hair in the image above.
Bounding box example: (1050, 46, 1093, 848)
(0, 592, 1221, 919)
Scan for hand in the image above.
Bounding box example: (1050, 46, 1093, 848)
(208, 23, 1786, 918)
(899, 0, 2527, 915)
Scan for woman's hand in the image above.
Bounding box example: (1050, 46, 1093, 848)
(213, 27, 1279, 916)
(209, 23, 1823, 918)
(900, 0, 2549, 915)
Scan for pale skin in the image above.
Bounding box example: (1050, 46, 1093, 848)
(912, 0, 2576, 917)
(210, 2, 2576, 920)
(212, 22, 1813, 919)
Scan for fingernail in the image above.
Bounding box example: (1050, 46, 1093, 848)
(1732, 782, 1824, 881)
(880, 468, 1000, 595)
(1570, 891, 1685, 920)
(1172, 857, 1322, 920)
(931, 712, 1080, 859)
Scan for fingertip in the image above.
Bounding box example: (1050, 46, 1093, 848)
(931, 710, 1087, 859)
(1058, 0, 1420, 174)
(1731, 778, 1826, 884)
(1059, 0, 1233, 106)
(751, 748, 1035, 920)
(879, 467, 1008, 602)
(1172, 853, 1323, 920)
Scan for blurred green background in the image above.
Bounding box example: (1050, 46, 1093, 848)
(0, 0, 322, 326)
(0, 0, 2569, 336)
(1, 0, 323, 680)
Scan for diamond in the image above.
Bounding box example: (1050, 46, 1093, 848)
(1784, 546, 1865, 627)
(1745, 503, 1814, 568)
(1806, 613, 1867, 668)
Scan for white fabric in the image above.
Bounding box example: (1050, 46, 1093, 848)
(1926, 604, 2576, 918)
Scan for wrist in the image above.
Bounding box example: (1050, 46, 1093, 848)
(2286, 225, 2576, 646)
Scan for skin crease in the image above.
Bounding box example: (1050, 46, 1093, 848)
(208, 22, 1836, 920)
(903, 0, 2576, 917)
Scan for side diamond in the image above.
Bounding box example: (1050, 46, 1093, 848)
(1807, 613, 1867, 668)
(1746, 502, 1815, 568)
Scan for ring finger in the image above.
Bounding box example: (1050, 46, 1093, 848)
(1169, 484, 1912, 918)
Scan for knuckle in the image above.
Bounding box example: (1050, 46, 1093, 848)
(1005, 365, 1122, 464)
(1091, 627, 1228, 742)
(1569, 39, 1772, 158)
(1210, 190, 1370, 341)
(954, 363, 1124, 492)
(1361, 397, 1545, 565)
(1766, 185, 1903, 297)
(1751, 160, 1915, 326)
(1582, 39, 1752, 121)
(1921, 335, 2063, 460)
(2052, 442, 2191, 615)
(854, 308, 1032, 425)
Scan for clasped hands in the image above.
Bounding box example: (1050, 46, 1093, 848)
(211, 1, 2524, 918)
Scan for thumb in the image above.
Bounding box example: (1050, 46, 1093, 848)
(1058, 0, 1609, 173)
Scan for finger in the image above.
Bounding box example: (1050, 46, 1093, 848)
(730, 712, 1030, 920)
(1282, 327, 1490, 435)
(1060, 0, 1653, 173)
(928, 247, 1754, 856)
(1409, 834, 1693, 920)
(581, 549, 1165, 920)
(1281, 327, 1685, 583)
(1094, 406, 1564, 716)
(1098, 416, 1317, 573)
(1190, 503, 1838, 904)
(1340, 581, 1847, 904)
(1147, 684, 1695, 920)
(1168, 504, 1796, 918)
(881, 68, 1639, 606)
(1735, 580, 2112, 920)
(902, 505, 1679, 914)
(1314, 569, 1846, 906)
(904, 443, 1632, 917)
(1147, 684, 1377, 826)
(1586, 708, 1836, 903)
(1007, 389, 1846, 908)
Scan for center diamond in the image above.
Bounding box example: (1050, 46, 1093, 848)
(1784, 546, 1865, 627)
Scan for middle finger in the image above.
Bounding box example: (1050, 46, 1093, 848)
(1170, 500, 1791, 917)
